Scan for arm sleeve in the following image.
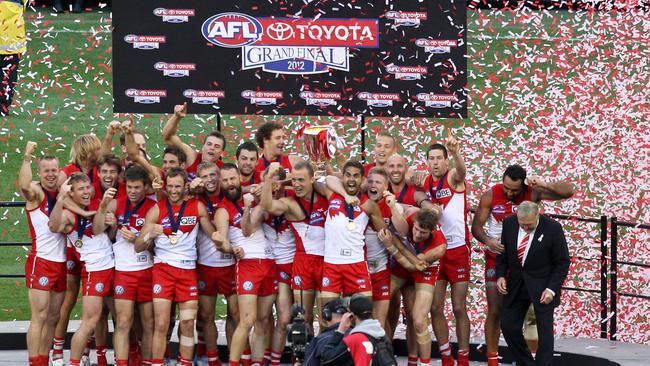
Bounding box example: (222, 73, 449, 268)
(320, 331, 353, 366)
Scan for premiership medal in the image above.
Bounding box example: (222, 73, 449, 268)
(347, 221, 356, 231)
(74, 215, 88, 249)
(166, 199, 187, 247)
(74, 239, 83, 248)
(344, 200, 357, 231)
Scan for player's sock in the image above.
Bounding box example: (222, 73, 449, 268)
(115, 360, 128, 366)
(407, 355, 418, 366)
(264, 348, 271, 363)
(52, 337, 65, 360)
(487, 351, 499, 366)
(241, 348, 252, 366)
(250, 359, 264, 366)
(228, 361, 239, 366)
(419, 357, 431, 366)
(96, 345, 108, 366)
(83, 337, 93, 358)
(28, 356, 40, 366)
(457, 348, 470, 366)
(142, 361, 152, 366)
(128, 342, 141, 366)
(151, 358, 164, 366)
(270, 350, 282, 366)
(70, 359, 81, 366)
(207, 350, 220, 366)
(439, 342, 452, 356)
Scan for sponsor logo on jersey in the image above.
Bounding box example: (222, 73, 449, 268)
(95, 282, 105, 293)
(114, 285, 125, 295)
(299, 91, 341, 108)
(135, 218, 145, 227)
(492, 204, 506, 215)
(124, 35, 166, 50)
(436, 188, 452, 199)
(416, 93, 459, 109)
(357, 92, 401, 108)
(38, 276, 49, 286)
(183, 89, 225, 105)
(242, 281, 254, 291)
(180, 216, 197, 225)
(154, 62, 196, 78)
(241, 90, 283, 106)
(125, 89, 167, 104)
(153, 8, 195, 23)
(201, 12, 378, 75)
(415, 39, 458, 54)
(385, 11, 428, 27)
(386, 65, 427, 80)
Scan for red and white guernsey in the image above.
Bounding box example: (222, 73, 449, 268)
(27, 189, 66, 262)
(66, 200, 114, 272)
(365, 200, 392, 274)
(218, 198, 272, 260)
(186, 152, 225, 180)
(255, 154, 292, 182)
(287, 193, 328, 256)
(262, 214, 296, 265)
(114, 196, 157, 272)
(62, 163, 101, 199)
(390, 183, 418, 207)
(324, 193, 370, 265)
(424, 172, 470, 250)
(401, 212, 447, 266)
(153, 197, 201, 269)
(486, 183, 533, 248)
(197, 192, 234, 267)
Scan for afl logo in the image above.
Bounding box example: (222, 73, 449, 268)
(153, 284, 162, 294)
(114, 285, 125, 295)
(38, 276, 49, 286)
(201, 13, 263, 48)
(243, 281, 254, 291)
(95, 283, 105, 293)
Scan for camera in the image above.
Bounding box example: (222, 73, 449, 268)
(287, 303, 313, 362)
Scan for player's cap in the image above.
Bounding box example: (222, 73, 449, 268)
(349, 294, 373, 317)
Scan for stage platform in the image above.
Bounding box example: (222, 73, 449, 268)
(1, 321, 647, 365)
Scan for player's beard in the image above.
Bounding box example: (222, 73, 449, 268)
(224, 185, 242, 202)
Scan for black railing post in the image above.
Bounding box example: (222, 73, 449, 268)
(610, 216, 618, 341)
(599, 215, 608, 339)
(217, 113, 222, 132)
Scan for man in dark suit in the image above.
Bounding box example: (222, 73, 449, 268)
(496, 201, 570, 366)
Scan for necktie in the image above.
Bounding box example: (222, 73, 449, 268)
(517, 232, 531, 264)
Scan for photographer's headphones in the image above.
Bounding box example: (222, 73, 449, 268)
(323, 299, 348, 321)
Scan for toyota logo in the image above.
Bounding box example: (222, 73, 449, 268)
(266, 22, 294, 41)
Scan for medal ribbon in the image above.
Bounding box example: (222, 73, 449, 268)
(166, 199, 187, 236)
(76, 214, 88, 242)
(297, 190, 315, 226)
(121, 198, 145, 227)
(43, 189, 57, 217)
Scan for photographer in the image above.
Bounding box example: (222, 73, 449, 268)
(321, 295, 395, 366)
(302, 299, 348, 365)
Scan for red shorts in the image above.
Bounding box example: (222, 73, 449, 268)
(437, 245, 471, 284)
(276, 263, 293, 286)
(236, 259, 278, 296)
(114, 268, 153, 302)
(152, 263, 198, 302)
(370, 269, 391, 301)
(197, 264, 236, 297)
(291, 253, 323, 291)
(321, 262, 371, 295)
(66, 246, 82, 276)
(485, 250, 498, 282)
(81, 268, 114, 297)
(25, 254, 67, 292)
(392, 264, 439, 286)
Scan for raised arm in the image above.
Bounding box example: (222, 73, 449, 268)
(19, 141, 42, 203)
(529, 176, 575, 201)
(241, 194, 264, 237)
(161, 103, 197, 166)
(101, 121, 122, 155)
(260, 163, 290, 216)
(93, 190, 117, 235)
(134, 205, 161, 253)
(445, 127, 466, 188)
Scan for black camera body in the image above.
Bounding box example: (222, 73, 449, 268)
(287, 304, 313, 362)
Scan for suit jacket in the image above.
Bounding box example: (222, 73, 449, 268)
(496, 215, 570, 309)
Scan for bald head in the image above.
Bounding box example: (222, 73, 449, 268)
(385, 154, 408, 185)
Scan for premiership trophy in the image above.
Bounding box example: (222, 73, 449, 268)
(300, 125, 344, 177)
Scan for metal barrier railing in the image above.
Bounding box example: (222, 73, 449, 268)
(1, 200, 648, 341)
